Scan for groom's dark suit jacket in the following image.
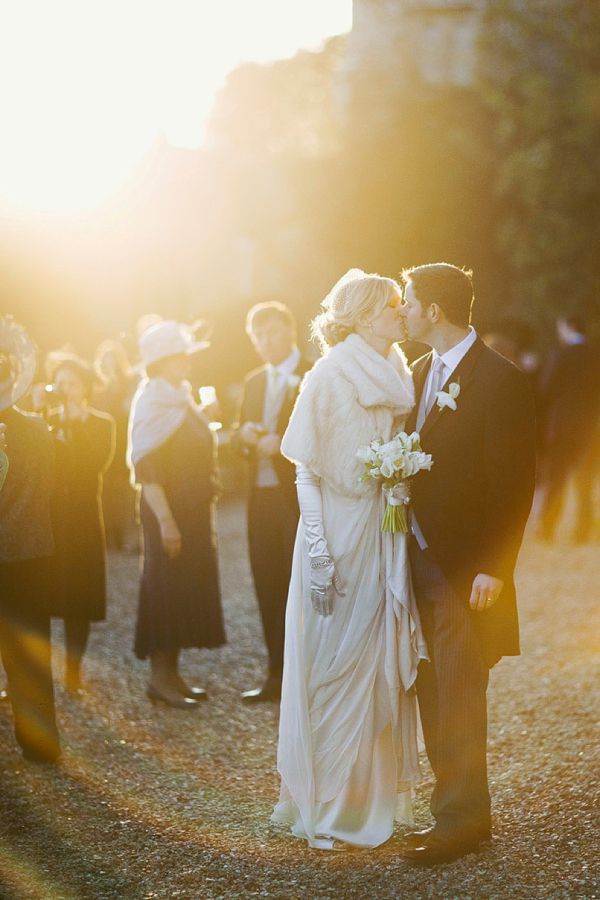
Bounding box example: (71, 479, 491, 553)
(406, 337, 537, 667)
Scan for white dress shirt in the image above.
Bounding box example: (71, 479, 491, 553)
(257, 346, 301, 487)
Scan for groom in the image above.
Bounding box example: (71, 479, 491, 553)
(399, 264, 536, 865)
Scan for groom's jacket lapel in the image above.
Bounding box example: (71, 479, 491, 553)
(406, 353, 431, 433)
(407, 338, 485, 437)
(418, 338, 485, 439)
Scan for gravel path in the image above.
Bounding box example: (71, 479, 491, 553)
(0, 494, 598, 900)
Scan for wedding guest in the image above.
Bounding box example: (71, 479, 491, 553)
(128, 320, 226, 708)
(93, 340, 137, 551)
(230, 302, 312, 703)
(0, 423, 7, 490)
(537, 315, 600, 543)
(33, 352, 115, 695)
(0, 317, 61, 763)
(272, 270, 427, 850)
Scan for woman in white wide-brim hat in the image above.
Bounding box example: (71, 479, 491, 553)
(127, 319, 226, 708)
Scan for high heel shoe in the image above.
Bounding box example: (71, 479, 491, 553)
(181, 686, 208, 701)
(313, 836, 353, 851)
(174, 676, 208, 701)
(146, 684, 199, 709)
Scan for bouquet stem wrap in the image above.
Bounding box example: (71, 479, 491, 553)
(382, 489, 408, 533)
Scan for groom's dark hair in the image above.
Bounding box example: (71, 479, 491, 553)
(401, 263, 473, 328)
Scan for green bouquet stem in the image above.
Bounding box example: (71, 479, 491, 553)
(381, 501, 408, 533)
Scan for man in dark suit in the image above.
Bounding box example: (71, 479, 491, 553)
(537, 315, 600, 543)
(397, 264, 536, 865)
(231, 302, 312, 703)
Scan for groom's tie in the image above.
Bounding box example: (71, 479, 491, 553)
(417, 356, 446, 430)
(268, 367, 281, 401)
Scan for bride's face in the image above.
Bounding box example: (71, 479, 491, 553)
(366, 289, 407, 343)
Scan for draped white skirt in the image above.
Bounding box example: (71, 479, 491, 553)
(272, 484, 427, 849)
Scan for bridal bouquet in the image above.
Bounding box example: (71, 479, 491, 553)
(356, 431, 433, 532)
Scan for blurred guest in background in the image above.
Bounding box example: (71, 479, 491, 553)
(128, 320, 226, 709)
(0, 422, 7, 490)
(230, 302, 312, 703)
(0, 317, 61, 763)
(537, 315, 600, 543)
(33, 352, 115, 695)
(93, 340, 137, 552)
(481, 332, 518, 364)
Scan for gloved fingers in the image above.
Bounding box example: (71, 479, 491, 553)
(333, 570, 345, 597)
(310, 587, 334, 617)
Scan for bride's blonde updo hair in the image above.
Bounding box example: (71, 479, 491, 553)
(311, 268, 402, 353)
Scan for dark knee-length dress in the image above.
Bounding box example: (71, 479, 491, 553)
(134, 410, 226, 659)
(47, 409, 115, 621)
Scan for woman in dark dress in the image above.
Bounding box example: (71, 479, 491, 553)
(0, 317, 61, 763)
(37, 354, 115, 695)
(128, 320, 226, 709)
(92, 340, 137, 552)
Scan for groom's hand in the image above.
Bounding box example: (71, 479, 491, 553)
(470, 574, 504, 612)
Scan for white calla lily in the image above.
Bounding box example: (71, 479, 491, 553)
(435, 381, 461, 411)
(356, 429, 434, 531)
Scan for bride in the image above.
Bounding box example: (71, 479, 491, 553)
(272, 269, 428, 851)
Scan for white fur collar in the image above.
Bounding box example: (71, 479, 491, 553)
(326, 333, 413, 413)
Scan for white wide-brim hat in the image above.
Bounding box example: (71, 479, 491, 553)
(138, 319, 211, 368)
(0, 316, 38, 411)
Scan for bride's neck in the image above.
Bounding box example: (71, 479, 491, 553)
(355, 330, 393, 358)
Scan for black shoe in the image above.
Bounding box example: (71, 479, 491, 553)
(241, 677, 281, 704)
(22, 747, 61, 766)
(146, 685, 199, 709)
(402, 833, 488, 866)
(402, 824, 491, 846)
(401, 826, 435, 846)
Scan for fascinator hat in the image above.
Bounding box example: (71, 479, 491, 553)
(0, 316, 38, 411)
(322, 268, 400, 326)
(312, 269, 401, 351)
(138, 319, 211, 369)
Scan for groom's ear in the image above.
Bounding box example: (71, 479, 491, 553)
(427, 303, 443, 324)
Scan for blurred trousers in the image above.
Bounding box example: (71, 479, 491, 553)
(409, 537, 491, 837)
(247, 486, 298, 676)
(0, 559, 60, 763)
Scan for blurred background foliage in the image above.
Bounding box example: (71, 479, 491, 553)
(1, 0, 599, 405)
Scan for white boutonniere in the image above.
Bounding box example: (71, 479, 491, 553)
(286, 373, 301, 398)
(435, 379, 460, 411)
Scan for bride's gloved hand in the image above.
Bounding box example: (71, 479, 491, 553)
(310, 556, 344, 617)
(296, 464, 345, 617)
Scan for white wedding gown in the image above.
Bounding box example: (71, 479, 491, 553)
(272, 480, 427, 849)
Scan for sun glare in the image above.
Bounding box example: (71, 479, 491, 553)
(0, 0, 352, 214)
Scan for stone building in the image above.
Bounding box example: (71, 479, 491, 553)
(342, 0, 485, 108)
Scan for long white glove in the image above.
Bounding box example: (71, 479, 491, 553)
(295, 464, 344, 617)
